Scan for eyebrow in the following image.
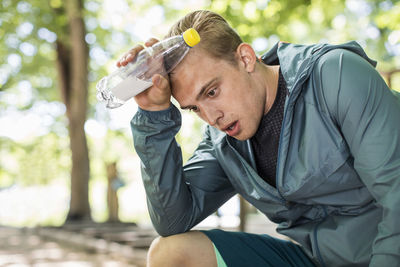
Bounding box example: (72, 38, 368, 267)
(180, 77, 219, 110)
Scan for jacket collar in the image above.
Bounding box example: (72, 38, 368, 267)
(261, 41, 377, 99)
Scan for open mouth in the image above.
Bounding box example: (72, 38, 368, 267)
(224, 121, 239, 136)
(227, 123, 235, 131)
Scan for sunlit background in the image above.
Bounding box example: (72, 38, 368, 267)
(1, 0, 400, 229)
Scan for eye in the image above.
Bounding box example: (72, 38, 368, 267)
(189, 106, 199, 112)
(207, 88, 217, 97)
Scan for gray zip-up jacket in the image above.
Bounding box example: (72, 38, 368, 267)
(131, 41, 400, 267)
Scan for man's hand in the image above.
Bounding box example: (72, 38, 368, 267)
(116, 38, 171, 111)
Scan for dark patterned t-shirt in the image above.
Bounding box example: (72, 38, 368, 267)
(250, 68, 288, 187)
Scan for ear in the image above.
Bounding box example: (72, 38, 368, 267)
(236, 43, 257, 73)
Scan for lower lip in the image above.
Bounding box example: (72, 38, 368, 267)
(225, 121, 240, 136)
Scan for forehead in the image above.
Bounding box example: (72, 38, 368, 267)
(170, 48, 229, 101)
(171, 48, 219, 84)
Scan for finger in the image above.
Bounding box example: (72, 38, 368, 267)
(152, 74, 169, 90)
(119, 49, 139, 66)
(116, 45, 144, 67)
(144, 38, 159, 47)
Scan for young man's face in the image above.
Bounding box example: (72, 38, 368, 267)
(170, 47, 266, 141)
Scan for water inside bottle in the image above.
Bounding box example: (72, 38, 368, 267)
(111, 76, 153, 102)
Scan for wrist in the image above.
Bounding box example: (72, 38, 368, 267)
(138, 102, 171, 112)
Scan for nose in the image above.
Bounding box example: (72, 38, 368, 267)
(200, 106, 223, 126)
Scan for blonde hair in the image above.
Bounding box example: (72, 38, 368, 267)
(166, 10, 243, 65)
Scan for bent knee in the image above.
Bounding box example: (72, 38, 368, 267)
(147, 231, 217, 267)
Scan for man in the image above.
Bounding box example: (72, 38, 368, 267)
(117, 10, 400, 267)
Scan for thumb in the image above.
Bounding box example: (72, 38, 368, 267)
(152, 74, 169, 90)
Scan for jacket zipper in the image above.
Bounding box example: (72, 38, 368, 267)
(275, 55, 315, 203)
(228, 139, 286, 204)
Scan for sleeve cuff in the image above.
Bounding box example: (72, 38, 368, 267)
(138, 103, 173, 115)
(133, 103, 181, 124)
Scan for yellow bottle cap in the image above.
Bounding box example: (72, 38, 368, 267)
(183, 28, 200, 47)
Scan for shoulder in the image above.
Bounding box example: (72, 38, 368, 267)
(313, 48, 381, 99)
(311, 48, 390, 124)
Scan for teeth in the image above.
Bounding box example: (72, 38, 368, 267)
(228, 125, 234, 130)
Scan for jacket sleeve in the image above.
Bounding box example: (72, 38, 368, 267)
(317, 49, 400, 266)
(131, 104, 235, 236)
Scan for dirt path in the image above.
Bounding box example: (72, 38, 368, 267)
(0, 226, 144, 267)
(0, 213, 285, 267)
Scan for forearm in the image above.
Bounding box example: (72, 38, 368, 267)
(131, 105, 195, 236)
(131, 105, 235, 236)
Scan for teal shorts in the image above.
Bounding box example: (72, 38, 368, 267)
(201, 229, 316, 267)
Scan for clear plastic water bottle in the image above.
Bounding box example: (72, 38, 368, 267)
(96, 28, 201, 109)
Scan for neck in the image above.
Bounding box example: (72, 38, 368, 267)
(255, 62, 280, 115)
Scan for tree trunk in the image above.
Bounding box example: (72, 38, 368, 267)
(106, 162, 120, 223)
(239, 196, 247, 232)
(55, 0, 91, 221)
